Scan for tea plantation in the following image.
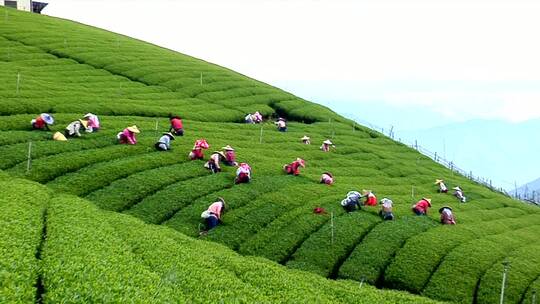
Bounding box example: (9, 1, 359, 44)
(1, 6, 539, 303)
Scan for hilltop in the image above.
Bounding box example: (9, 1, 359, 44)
(1, 6, 539, 304)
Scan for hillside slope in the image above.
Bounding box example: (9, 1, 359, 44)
(0, 174, 441, 303)
(1, 6, 540, 304)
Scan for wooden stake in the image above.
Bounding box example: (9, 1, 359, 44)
(200, 72, 203, 85)
(259, 125, 263, 144)
(331, 211, 334, 245)
(499, 260, 510, 304)
(16, 72, 20, 94)
(359, 276, 365, 289)
(26, 142, 32, 174)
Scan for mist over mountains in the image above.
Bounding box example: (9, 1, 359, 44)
(396, 119, 540, 190)
(516, 177, 540, 200)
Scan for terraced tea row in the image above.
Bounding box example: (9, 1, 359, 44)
(0, 174, 441, 303)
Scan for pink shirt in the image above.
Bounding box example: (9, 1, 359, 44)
(122, 128, 137, 145)
(194, 139, 209, 149)
(225, 150, 236, 162)
(321, 173, 334, 185)
(207, 202, 223, 219)
(88, 115, 100, 129)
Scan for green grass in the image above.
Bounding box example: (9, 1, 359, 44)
(0, 177, 49, 303)
(0, 5, 538, 303)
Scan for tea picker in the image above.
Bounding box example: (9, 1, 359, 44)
(283, 158, 305, 176)
(155, 132, 175, 151)
(31, 113, 54, 131)
(439, 206, 456, 225)
(235, 163, 251, 184)
(275, 118, 287, 132)
(83, 113, 100, 132)
(379, 198, 395, 220)
(435, 179, 448, 193)
(200, 197, 226, 235)
(168, 115, 184, 136)
(253, 111, 263, 123)
(320, 172, 334, 185)
(453, 186, 467, 203)
(222, 145, 237, 166)
(362, 189, 377, 206)
(412, 198, 432, 215)
(64, 119, 88, 138)
(320, 139, 334, 152)
(340, 191, 362, 212)
(117, 125, 140, 145)
(189, 139, 210, 160)
(244, 113, 254, 124)
(205, 151, 225, 173)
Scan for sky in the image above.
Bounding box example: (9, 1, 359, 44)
(41, 0, 540, 187)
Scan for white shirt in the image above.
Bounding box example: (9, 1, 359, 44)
(158, 135, 171, 149)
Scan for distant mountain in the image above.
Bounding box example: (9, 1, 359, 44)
(398, 119, 540, 189)
(516, 177, 540, 201)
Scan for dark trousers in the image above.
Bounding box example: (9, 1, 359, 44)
(206, 215, 219, 230)
(172, 128, 184, 136)
(379, 210, 394, 220)
(235, 173, 250, 184)
(343, 201, 360, 212)
(412, 208, 425, 216)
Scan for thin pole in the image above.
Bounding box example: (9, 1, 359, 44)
(154, 120, 159, 138)
(331, 211, 334, 245)
(259, 125, 263, 144)
(352, 122, 355, 132)
(412, 186, 415, 202)
(359, 276, 365, 289)
(26, 142, 32, 174)
(200, 72, 203, 85)
(500, 260, 510, 304)
(443, 138, 446, 160)
(16, 72, 20, 94)
(532, 289, 536, 304)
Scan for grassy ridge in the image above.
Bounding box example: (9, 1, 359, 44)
(39, 183, 440, 303)
(0, 177, 49, 303)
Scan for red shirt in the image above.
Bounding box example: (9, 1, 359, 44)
(171, 118, 183, 130)
(34, 116, 46, 129)
(290, 161, 302, 175)
(365, 194, 377, 206)
(414, 200, 431, 214)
